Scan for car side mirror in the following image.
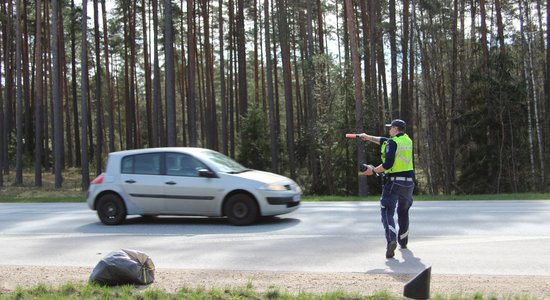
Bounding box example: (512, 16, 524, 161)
(198, 169, 217, 178)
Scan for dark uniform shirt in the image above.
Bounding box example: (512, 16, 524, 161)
(380, 133, 414, 178)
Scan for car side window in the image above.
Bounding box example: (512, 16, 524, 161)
(121, 153, 161, 175)
(165, 153, 206, 177)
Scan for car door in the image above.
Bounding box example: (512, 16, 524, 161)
(120, 153, 165, 214)
(162, 152, 222, 215)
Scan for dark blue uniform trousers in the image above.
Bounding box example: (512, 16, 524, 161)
(380, 180, 414, 247)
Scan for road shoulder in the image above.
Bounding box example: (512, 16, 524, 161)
(1, 265, 548, 298)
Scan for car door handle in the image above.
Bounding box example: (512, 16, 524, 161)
(125, 179, 136, 184)
(165, 181, 176, 185)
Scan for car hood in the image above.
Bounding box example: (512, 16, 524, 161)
(230, 169, 292, 184)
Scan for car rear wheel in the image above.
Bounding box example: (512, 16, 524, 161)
(224, 194, 259, 226)
(97, 193, 127, 225)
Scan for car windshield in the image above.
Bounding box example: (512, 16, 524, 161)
(201, 150, 250, 173)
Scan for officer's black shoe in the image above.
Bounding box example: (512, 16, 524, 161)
(399, 243, 407, 249)
(386, 242, 397, 258)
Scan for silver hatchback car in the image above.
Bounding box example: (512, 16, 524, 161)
(86, 147, 301, 225)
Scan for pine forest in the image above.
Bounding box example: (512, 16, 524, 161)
(0, 0, 549, 196)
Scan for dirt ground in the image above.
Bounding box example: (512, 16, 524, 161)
(0, 265, 549, 298)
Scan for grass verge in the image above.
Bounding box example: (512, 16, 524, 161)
(1, 170, 549, 203)
(305, 193, 550, 202)
(2, 191, 550, 203)
(0, 283, 392, 300)
(0, 282, 538, 300)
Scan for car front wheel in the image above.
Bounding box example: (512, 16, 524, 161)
(96, 193, 127, 225)
(224, 194, 259, 226)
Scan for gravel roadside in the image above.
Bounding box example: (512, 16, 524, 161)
(1, 265, 549, 298)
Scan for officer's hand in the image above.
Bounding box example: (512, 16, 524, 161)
(364, 165, 375, 176)
(358, 133, 369, 141)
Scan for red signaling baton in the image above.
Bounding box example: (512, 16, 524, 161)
(345, 133, 361, 139)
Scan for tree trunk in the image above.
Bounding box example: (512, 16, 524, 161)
(253, 0, 259, 105)
(152, 0, 162, 148)
(129, 2, 138, 148)
(15, 0, 23, 185)
(102, 0, 115, 153)
(21, 1, 32, 156)
(43, 1, 51, 172)
(70, 0, 81, 167)
(277, 0, 296, 179)
(34, 0, 44, 186)
(142, 0, 153, 148)
(228, 0, 236, 157)
(187, 0, 197, 147)
(293, 31, 303, 139)
(376, 1, 388, 127)
(344, 0, 367, 196)
(178, 0, 187, 147)
(368, 0, 377, 112)
(201, 0, 218, 150)
(93, 0, 103, 175)
(220, 0, 228, 154)
(479, 0, 489, 67)
(81, 0, 90, 189)
(60, 9, 72, 168)
(123, 6, 132, 149)
(522, 0, 545, 189)
(407, 0, 416, 139)
(448, 0, 459, 193)
(0, 4, 3, 186)
(305, 0, 319, 192)
(316, 0, 325, 54)
(51, 0, 63, 188)
(494, 0, 505, 54)
(546, 0, 550, 166)
(271, 0, 280, 138)
(400, 0, 411, 123)
(2, 1, 13, 175)
(236, 0, 248, 118)
(264, 0, 278, 173)
(518, 0, 537, 191)
(389, 0, 398, 118)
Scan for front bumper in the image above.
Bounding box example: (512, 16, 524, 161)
(266, 194, 301, 207)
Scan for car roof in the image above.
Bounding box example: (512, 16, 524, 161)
(108, 147, 211, 157)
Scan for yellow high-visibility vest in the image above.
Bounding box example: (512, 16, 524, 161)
(381, 134, 414, 174)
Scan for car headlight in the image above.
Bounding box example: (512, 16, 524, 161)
(262, 184, 289, 191)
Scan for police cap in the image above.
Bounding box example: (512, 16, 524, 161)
(385, 119, 406, 129)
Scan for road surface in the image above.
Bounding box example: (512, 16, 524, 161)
(0, 201, 549, 276)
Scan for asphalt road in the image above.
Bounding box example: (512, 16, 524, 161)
(0, 201, 549, 276)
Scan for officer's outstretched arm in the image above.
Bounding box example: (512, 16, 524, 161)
(358, 133, 381, 145)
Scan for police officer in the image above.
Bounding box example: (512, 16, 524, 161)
(359, 119, 414, 259)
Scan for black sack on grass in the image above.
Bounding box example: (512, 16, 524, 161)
(89, 249, 155, 285)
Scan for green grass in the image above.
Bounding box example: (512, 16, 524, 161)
(304, 193, 550, 202)
(0, 283, 540, 300)
(0, 195, 85, 203)
(1, 169, 549, 203)
(1, 192, 550, 203)
(0, 283, 394, 300)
